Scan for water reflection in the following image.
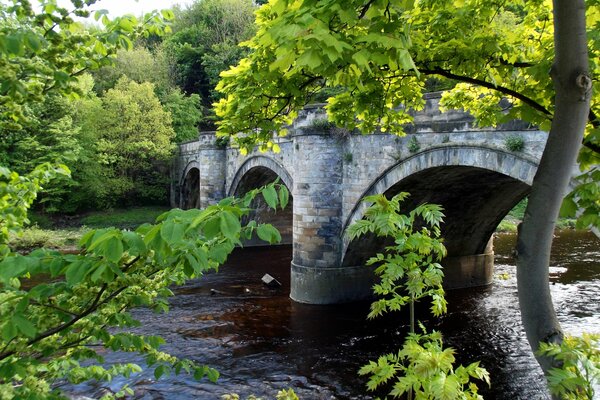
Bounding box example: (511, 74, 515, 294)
(65, 231, 600, 399)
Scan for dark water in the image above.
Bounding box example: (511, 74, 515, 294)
(67, 230, 600, 399)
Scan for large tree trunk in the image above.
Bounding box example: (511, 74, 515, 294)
(516, 0, 592, 375)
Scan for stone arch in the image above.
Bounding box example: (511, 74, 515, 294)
(179, 161, 200, 210)
(228, 156, 293, 197)
(228, 156, 294, 245)
(341, 145, 539, 277)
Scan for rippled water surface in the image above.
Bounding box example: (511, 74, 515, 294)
(66, 230, 600, 399)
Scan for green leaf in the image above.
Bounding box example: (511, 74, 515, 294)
(208, 243, 230, 264)
(256, 224, 281, 244)
(262, 185, 278, 210)
(6, 34, 21, 55)
(278, 186, 289, 210)
(203, 216, 221, 239)
(154, 364, 169, 380)
(65, 260, 89, 285)
(219, 211, 241, 240)
(560, 196, 577, 218)
(105, 237, 124, 263)
(160, 220, 185, 244)
(122, 231, 146, 255)
(13, 314, 37, 338)
(2, 322, 17, 341)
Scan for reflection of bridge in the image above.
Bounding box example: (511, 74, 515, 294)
(172, 93, 553, 304)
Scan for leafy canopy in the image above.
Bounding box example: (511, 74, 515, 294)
(215, 0, 599, 228)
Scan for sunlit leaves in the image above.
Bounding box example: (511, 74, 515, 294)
(538, 333, 600, 400)
(0, 173, 288, 399)
(348, 194, 487, 397)
(347, 192, 447, 320)
(0, 163, 70, 258)
(359, 328, 490, 399)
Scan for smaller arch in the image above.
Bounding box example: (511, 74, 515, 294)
(179, 161, 200, 210)
(228, 156, 293, 197)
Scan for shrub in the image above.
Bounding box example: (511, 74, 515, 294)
(505, 134, 525, 152)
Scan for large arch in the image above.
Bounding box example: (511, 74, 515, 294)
(229, 156, 294, 246)
(179, 161, 200, 210)
(341, 145, 539, 287)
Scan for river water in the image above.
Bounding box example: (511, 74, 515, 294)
(66, 230, 600, 399)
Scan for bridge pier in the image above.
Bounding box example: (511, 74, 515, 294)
(196, 132, 226, 208)
(442, 238, 494, 289)
(290, 131, 374, 303)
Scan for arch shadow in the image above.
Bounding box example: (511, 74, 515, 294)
(180, 161, 200, 210)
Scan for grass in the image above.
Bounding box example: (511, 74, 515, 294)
(496, 198, 577, 232)
(9, 226, 88, 252)
(79, 206, 169, 229)
(12, 206, 170, 252)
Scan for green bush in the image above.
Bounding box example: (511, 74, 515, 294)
(504, 134, 525, 152)
(408, 136, 421, 153)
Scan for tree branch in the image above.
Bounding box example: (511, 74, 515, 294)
(420, 66, 552, 117)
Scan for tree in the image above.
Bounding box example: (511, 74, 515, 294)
(348, 193, 490, 399)
(0, 171, 288, 398)
(0, 93, 82, 212)
(93, 77, 175, 207)
(215, 0, 597, 381)
(163, 0, 257, 126)
(0, 0, 171, 131)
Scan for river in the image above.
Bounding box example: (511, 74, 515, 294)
(66, 230, 600, 399)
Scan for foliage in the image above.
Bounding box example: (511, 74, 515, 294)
(407, 136, 420, 153)
(347, 193, 447, 322)
(0, 0, 172, 131)
(560, 168, 600, 231)
(308, 117, 335, 132)
(0, 93, 81, 212)
(92, 77, 175, 207)
(0, 171, 289, 399)
(537, 333, 600, 400)
(215, 0, 600, 230)
(91, 47, 172, 95)
(359, 327, 489, 399)
(164, 0, 256, 121)
(162, 88, 203, 143)
(89, 46, 203, 143)
(504, 134, 525, 152)
(347, 193, 488, 398)
(0, 163, 69, 257)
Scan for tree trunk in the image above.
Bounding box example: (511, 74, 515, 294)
(516, 0, 592, 375)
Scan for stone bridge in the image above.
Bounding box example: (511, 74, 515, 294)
(172, 93, 559, 305)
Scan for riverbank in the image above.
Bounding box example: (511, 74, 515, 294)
(494, 199, 576, 232)
(9, 206, 169, 252)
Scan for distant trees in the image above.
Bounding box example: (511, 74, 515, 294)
(163, 0, 257, 126)
(0, 0, 260, 213)
(95, 78, 175, 207)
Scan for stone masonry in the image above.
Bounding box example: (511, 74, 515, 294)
(173, 93, 565, 304)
